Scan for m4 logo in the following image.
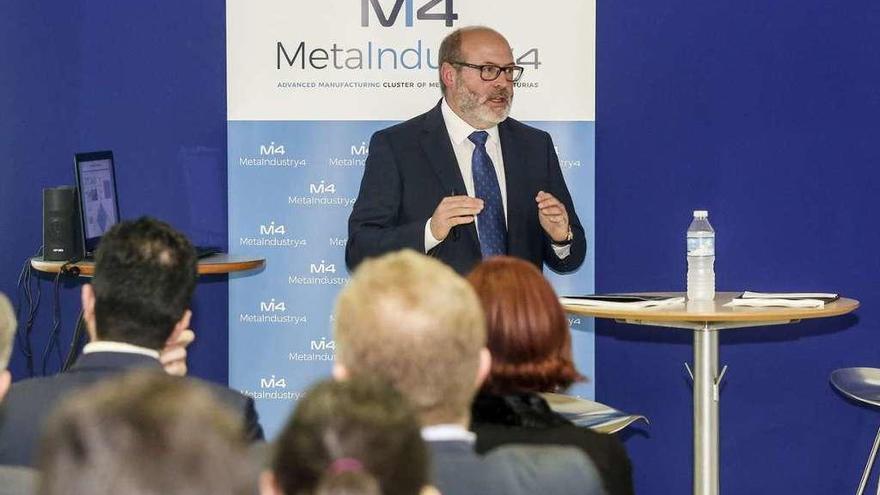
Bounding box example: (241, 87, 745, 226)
(311, 338, 336, 351)
(310, 261, 337, 274)
(309, 181, 336, 194)
(260, 299, 287, 312)
(260, 142, 286, 156)
(351, 142, 369, 156)
(259, 222, 286, 235)
(361, 0, 457, 27)
(260, 375, 288, 389)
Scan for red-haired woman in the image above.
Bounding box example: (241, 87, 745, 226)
(467, 256, 634, 495)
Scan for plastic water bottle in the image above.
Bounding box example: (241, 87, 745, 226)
(686, 210, 715, 301)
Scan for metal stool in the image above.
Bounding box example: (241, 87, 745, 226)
(830, 367, 880, 495)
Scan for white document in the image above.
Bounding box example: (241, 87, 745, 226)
(725, 298, 825, 309)
(740, 291, 838, 300)
(560, 296, 685, 309)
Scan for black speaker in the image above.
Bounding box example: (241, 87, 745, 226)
(43, 186, 83, 261)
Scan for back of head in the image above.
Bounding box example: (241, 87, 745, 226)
(467, 256, 583, 394)
(334, 250, 486, 425)
(38, 372, 253, 495)
(92, 217, 197, 349)
(271, 376, 428, 495)
(0, 292, 15, 371)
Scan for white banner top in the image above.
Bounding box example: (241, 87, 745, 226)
(227, 0, 595, 121)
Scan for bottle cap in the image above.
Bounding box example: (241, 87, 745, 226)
(693, 210, 708, 218)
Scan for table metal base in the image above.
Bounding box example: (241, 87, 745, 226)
(619, 318, 799, 495)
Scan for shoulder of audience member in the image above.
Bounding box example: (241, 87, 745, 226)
(186, 376, 252, 403)
(488, 444, 604, 495)
(2, 373, 71, 400)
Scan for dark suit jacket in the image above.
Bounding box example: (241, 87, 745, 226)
(0, 352, 264, 467)
(428, 439, 603, 495)
(346, 101, 587, 275)
(428, 440, 523, 495)
(472, 392, 633, 495)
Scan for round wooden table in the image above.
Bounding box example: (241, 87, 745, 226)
(563, 292, 859, 495)
(31, 253, 265, 277)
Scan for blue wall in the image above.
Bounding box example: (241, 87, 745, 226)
(2, 1, 879, 493)
(596, 1, 880, 493)
(0, 2, 229, 384)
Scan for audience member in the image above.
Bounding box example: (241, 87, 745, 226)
(0, 293, 14, 404)
(333, 250, 603, 495)
(0, 217, 263, 467)
(38, 371, 254, 495)
(0, 293, 38, 495)
(262, 376, 434, 495)
(467, 256, 634, 495)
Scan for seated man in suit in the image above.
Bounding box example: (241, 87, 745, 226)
(39, 372, 255, 495)
(333, 250, 603, 495)
(0, 217, 264, 467)
(346, 26, 586, 275)
(0, 293, 38, 495)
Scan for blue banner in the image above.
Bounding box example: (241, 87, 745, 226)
(227, 0, 597, 438)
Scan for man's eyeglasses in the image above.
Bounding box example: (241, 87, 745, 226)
(451, 62, 524, 82)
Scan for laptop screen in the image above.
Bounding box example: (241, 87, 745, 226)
(74, 151, 120, 254)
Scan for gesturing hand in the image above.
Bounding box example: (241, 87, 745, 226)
(160, 329, 195, 376)
(535, 190, 570, 242)
(430, 195, 484, 241)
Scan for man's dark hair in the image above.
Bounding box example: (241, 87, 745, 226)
(91, 217, 197, 349)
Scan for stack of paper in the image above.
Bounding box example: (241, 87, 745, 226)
(541, 392, 648, 434)
(724, 291, 839, 309)
(560, 295, 686, 309)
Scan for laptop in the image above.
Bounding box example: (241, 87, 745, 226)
(74, 150, 220, 259)
(74, 151, 119, 258)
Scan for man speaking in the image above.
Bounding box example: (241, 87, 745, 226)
(346, 26, 586, 275)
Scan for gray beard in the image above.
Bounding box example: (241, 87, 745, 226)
(453, 82, 512, 129)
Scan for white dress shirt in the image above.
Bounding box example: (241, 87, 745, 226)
(423, 98, 570, 259)
(83, 341, 160, 359)
(421, 423, 477, 444)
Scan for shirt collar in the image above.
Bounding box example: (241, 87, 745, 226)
(441, 97, 500, 147)
(83, 341, 161, 360)
(421, 423, 476, 443)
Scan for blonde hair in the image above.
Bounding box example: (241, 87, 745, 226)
(334, 250, 486, 425)
(0, 293, 15, 370)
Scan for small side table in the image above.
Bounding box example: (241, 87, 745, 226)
(31, 253, 265, 277)
(563, 292, 859, 495)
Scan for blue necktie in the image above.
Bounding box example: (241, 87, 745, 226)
(469, 131, 507, 257)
